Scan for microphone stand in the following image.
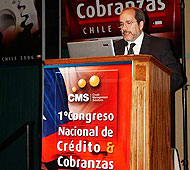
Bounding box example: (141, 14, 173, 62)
(180, 0, 189, 170)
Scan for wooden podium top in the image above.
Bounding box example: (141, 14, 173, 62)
(43, 55, 172, 75)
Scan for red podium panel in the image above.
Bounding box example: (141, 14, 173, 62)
(42, 55, 173, 170)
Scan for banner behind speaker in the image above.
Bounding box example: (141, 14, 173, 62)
(64, 0, 181, 56)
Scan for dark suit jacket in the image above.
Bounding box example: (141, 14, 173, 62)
(114, 33, 184, 92)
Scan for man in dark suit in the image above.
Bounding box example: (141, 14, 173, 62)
(114, 7, 184, 92)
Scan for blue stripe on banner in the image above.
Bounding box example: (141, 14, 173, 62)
(43, 68, 70, 137)
(44, 61, 132, 68)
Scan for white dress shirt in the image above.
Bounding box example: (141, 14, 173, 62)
(124, 32, 144, 55)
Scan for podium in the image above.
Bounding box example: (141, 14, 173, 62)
(42, 55, 173, 170)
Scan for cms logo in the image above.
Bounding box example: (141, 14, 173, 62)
(68, 93, 90, 102)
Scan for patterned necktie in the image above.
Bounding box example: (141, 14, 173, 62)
(128, 43, 136, 54)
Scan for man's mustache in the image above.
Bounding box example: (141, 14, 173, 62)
(122, 30, 133, 34)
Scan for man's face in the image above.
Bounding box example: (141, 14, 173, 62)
(119, 9, 144, 42)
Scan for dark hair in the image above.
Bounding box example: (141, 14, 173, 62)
(122, 7, 146, 24)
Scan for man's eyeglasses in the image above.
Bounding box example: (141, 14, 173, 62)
(119, 20, 138, 28)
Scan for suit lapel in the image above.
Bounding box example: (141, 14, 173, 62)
(119, 39, 128, 55)
(140, 33, 151, 54)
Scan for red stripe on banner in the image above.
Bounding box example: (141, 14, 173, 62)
(152, 24, 163, 28)
(78, 12, 166, 24)
(148, 12, 166, 18)
(79, 17, 119, 24)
